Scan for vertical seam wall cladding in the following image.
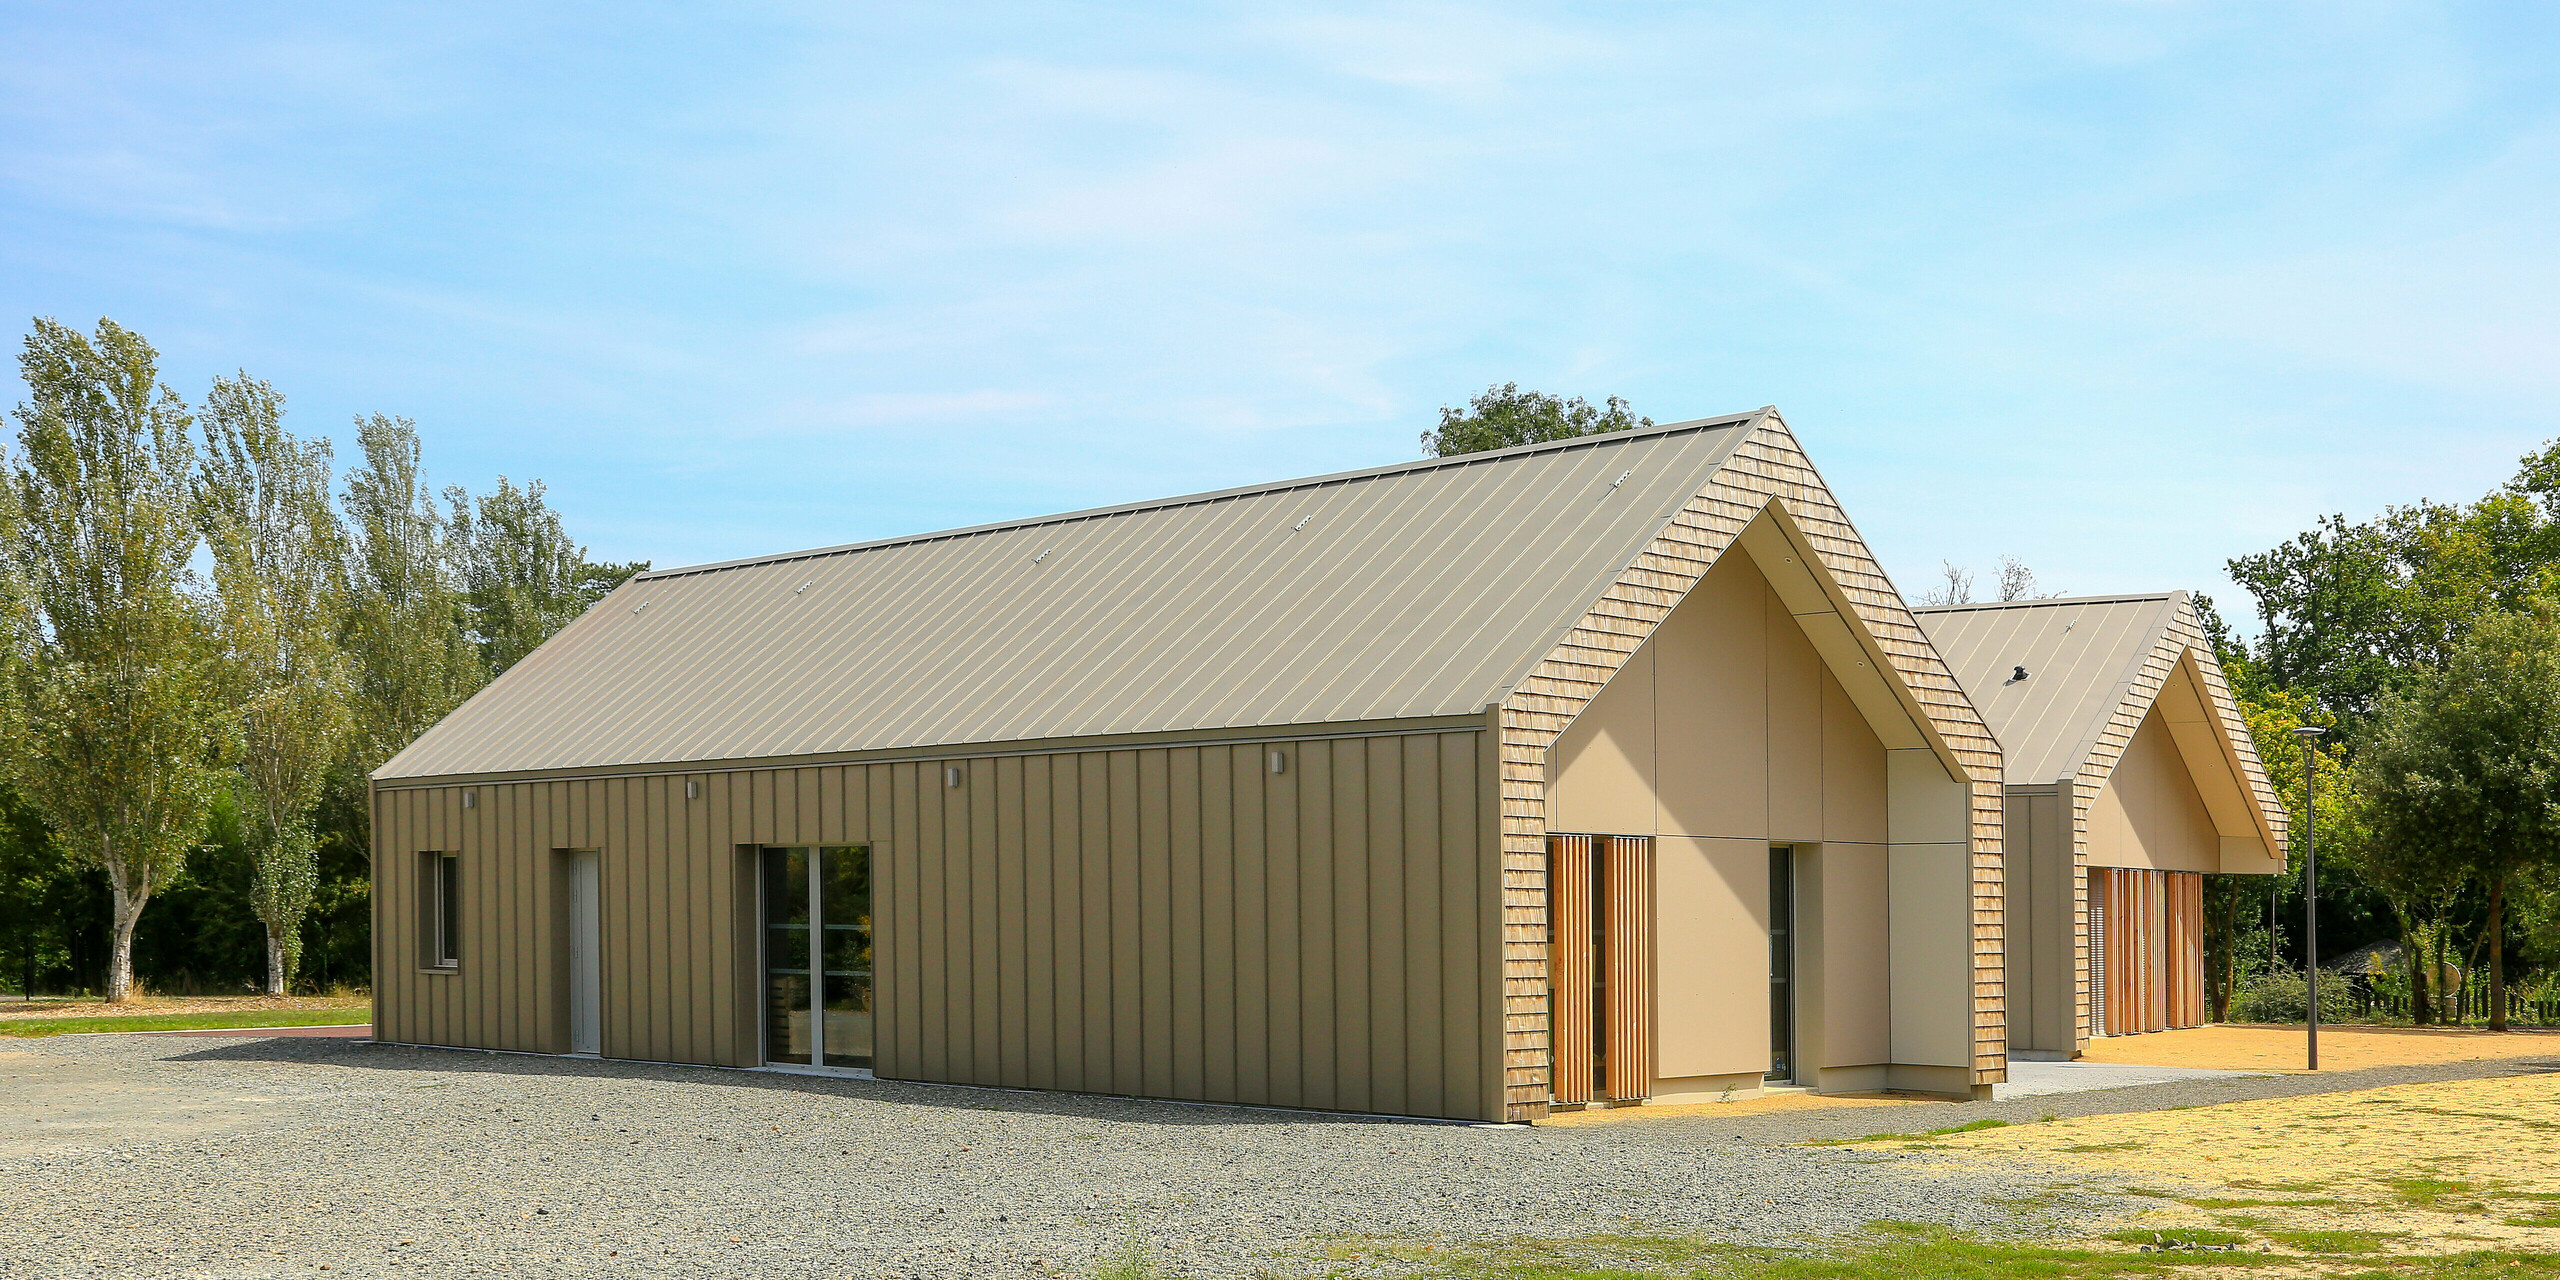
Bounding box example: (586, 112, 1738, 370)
(372, 727, 1499, 1120)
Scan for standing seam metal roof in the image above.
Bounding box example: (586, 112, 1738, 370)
(378, 411, 1770, 781)
(1911, 593, 2182, 785)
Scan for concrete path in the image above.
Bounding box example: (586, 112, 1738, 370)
(1993, 1057, 2255, 1099)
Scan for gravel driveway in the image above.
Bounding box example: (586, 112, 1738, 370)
(6, 1033, 2539, 1279)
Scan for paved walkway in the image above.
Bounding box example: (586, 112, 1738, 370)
(1992, 1058, 2252, 1099)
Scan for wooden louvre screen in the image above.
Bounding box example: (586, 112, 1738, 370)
(1547, 835, 1596, 1106)
(2170, 872, 2204, 1029)
(2093, 868, 2207, 1036)
(1546, 834, 1653, 1106)
(1600, 835, 1655, 1103)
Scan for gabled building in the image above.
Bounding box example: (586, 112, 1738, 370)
(374, 408, 2007, 1121)
(1914, 593, 2287, 1054)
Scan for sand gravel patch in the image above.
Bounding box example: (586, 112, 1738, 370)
(2082, 1023, 2560, 1072)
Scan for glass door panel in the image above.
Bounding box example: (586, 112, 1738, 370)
(762, 844, 872, 1069)
(762, 847, 812, 1065)
(818, 846, 873, 1068)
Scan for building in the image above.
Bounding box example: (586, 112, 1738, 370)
(1914, 593, 2287, 1055)
(372, 408, 2007, 1122)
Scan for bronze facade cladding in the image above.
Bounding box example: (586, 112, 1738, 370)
(373, 728, 1501, 1120)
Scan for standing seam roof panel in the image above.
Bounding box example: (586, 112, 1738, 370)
(1913, 594, 2185, 785)
(378, 415, 1766, 780)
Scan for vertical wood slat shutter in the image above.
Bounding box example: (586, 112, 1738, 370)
(1547, 835, 1595, 1106)
(2089, 871, 2107, 1038)
(1601, 835, 1654, 1103)
(2168, 872, 2203, 1029)
(2092, 868, 2210, 1037)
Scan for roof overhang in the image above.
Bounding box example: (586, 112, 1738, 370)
(2152, 648, 2287, 874)
(1735, 501, 1977, 784)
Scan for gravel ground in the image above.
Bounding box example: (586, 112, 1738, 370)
(4, 1035, 2549, 1280)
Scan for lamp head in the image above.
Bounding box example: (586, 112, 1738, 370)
(2293, 725, 2328, 741)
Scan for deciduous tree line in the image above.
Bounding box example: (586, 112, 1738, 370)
(0, 318, 640, 1001)
(2208, 442, 2560, 1030)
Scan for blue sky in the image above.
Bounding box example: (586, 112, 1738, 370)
(5, 4, 2555, 620)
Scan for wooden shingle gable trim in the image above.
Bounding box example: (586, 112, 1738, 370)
(1493, 417, 2008, 1121)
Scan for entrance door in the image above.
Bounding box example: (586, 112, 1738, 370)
(567, 850, 601, 1056)
(1768, 846, 1794, 1083)
(762, 845, 874, 1069)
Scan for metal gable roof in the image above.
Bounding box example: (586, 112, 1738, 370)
(378, 411, 1770, 782)
(1910, 593, 2182, 786)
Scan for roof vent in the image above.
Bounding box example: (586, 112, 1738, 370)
(1292, 515, 1313, 532)
(2011, 665, 2030, 683)
(794, 581, 811, 594)
(1032, 548, 1051, 564)
(1610, 470, 1632, 490)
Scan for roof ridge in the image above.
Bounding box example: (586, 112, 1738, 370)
(1908, 590, 2182, 615)
(638, 408, 1776, 581)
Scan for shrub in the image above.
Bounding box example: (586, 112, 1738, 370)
(2230, 967, 2359, 1024)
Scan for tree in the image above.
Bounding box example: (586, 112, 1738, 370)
(341, 415, 480, 784)
(449, 477, 643, 678)
(1918, 561, 1974, 607)
(1, 318, 228, 1003)
(199, 374, 352, 994)
(1420, 383, 1650, 457)
(2357, 597, 2560, 1031)
(1995, 556, 2055, 602)
(2228, 489, 2558, 736)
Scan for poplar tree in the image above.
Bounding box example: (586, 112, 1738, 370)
(450, 477, 642, 678)
(3, 319, 226, 1002)
(341, 415, 479, 784)
(200, 375, 352, 994)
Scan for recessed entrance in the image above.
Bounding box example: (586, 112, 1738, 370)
(761, 845, 874, 1069)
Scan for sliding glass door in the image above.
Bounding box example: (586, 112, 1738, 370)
(762, 845, 873, 1069)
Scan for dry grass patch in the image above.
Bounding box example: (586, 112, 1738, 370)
(1911, 1072, 2560, 1255)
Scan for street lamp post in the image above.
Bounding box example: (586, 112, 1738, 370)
(2294, 725, 2327, 1071)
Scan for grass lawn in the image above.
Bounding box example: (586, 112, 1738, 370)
(0, 1007, 368, 1038)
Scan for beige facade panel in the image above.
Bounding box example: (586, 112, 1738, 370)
(1806, 842, 1892, 1072)
(1653, 836, 1767, 1080)
(376, 727, 1500, 1121)
(381, 416, 1765, 783)
(1546, 548, 1896, 844)
(2086, 708, 2221, 873)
